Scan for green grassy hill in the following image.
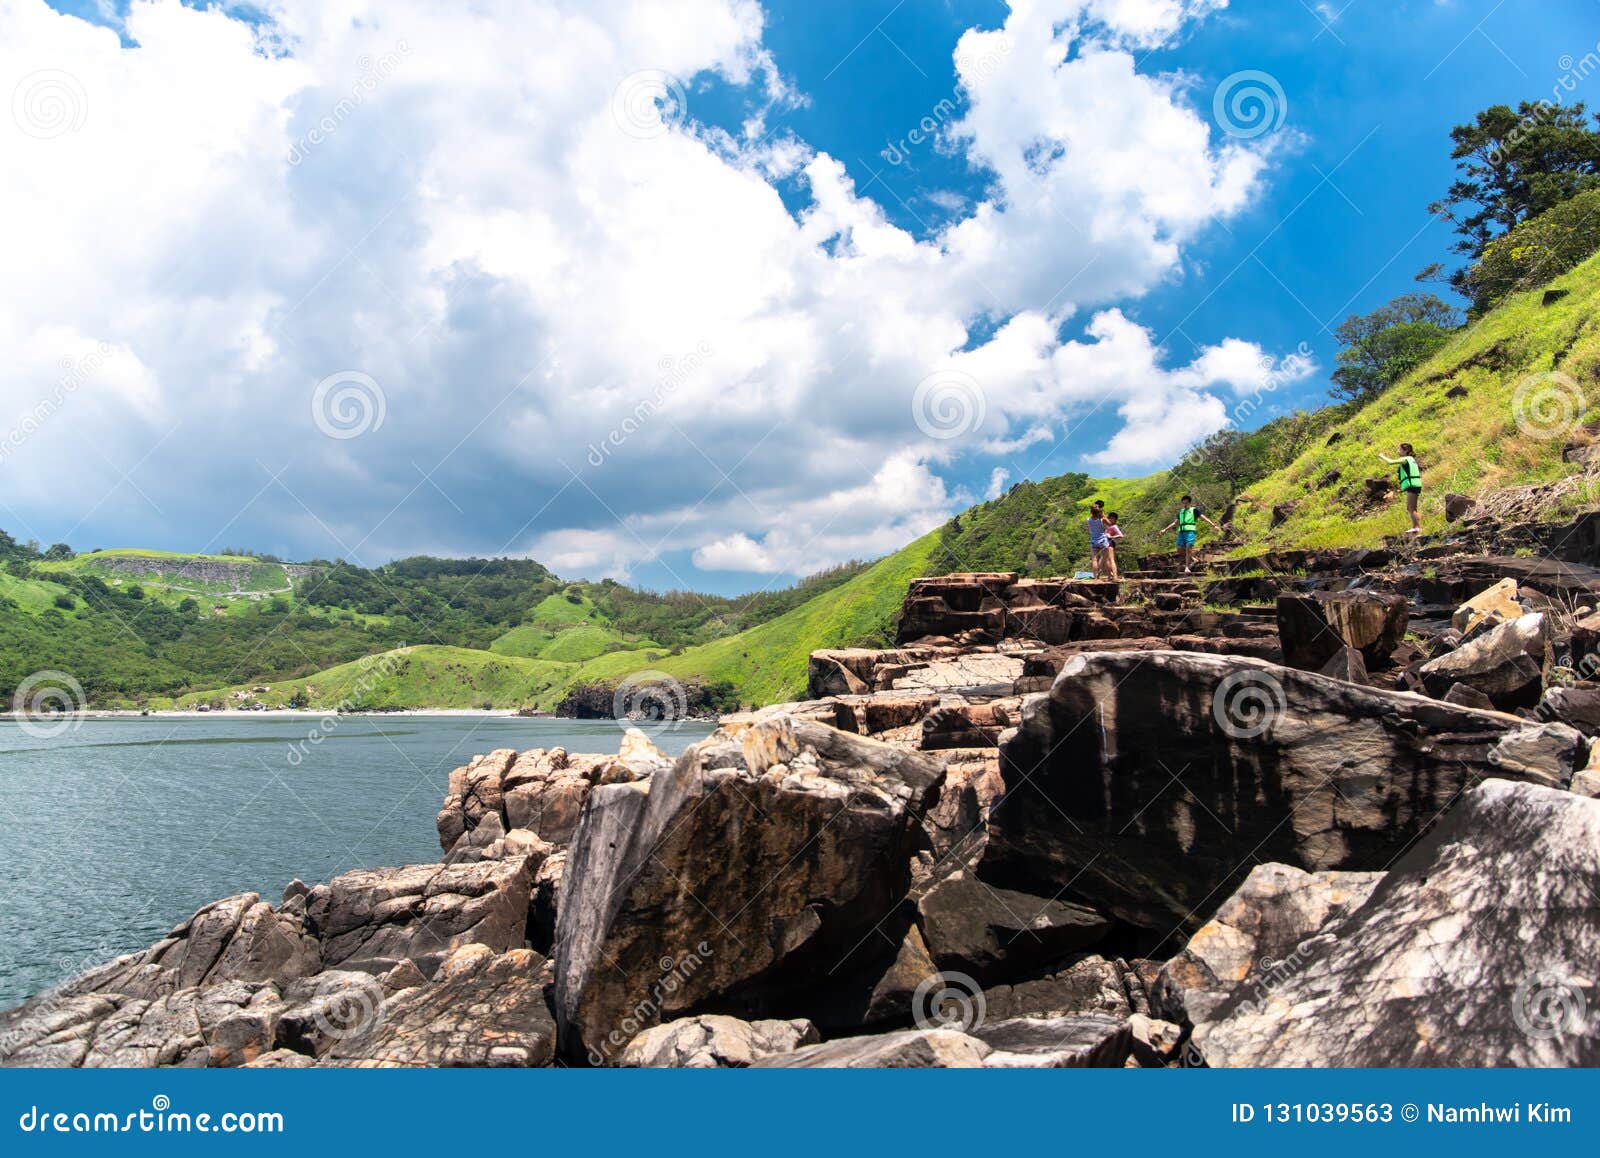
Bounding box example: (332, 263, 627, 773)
(180, 531, 942, 711)
(1232, 254, 1600, 550)
(175, 646, 576, 711)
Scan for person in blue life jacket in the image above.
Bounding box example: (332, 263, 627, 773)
(1378, 442, 1423, 535)
(1085, 500, 1112, 578)
(1160, 494, 1221, 573)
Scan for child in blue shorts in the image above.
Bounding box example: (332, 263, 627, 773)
(1160, 494, 1221, 573)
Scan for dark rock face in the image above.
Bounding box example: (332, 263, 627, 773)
(552, 717, 945, 1062)
(915, 871, 1109, 983)
(1276, 591, 1407, 672)
(984, 650, 1583, 938)
(1191, 781, 1600, 1066)
(1538, 685, 1600, 735)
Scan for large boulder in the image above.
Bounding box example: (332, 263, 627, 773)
(1276, 591, 1408, 672)
(553, 717, 945, 1062)
(1418, 612, 1550, 709)
(1191, 780, 1600, 1066)
(984, 651, 1584, 938)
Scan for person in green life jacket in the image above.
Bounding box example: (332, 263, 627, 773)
(1160, 494, 1222, 574)
(1378, 442, 1423, 535)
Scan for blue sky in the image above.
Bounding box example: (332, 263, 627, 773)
(2, 0, 1595, 594)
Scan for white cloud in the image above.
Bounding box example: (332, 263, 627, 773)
(0, 0, 1296, 582)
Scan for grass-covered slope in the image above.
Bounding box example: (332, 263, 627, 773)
(1234, 253, 1600, 550)
(558, 530, 942, 707)
(175, 646, 576, 711)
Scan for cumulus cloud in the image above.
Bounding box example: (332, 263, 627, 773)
(0, 0, 1299, 585)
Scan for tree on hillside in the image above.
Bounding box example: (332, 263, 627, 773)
(1459, 186, 1600, 313)
(1268, 409, 1321, 468)
(1429, 101, 1600, 293)
(1192, 428, 1268, 500)
(1329, 293, 1461, 402)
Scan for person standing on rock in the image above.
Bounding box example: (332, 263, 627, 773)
(1086, 501, 1111, 578)
(1103, 512, 1124, 580)
(1378, 442, 1423, 535)
(1160, 494, 1220, 574)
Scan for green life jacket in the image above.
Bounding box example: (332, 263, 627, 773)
(1177, 507, 1198, 532)
(1397, 456, 1421, 490)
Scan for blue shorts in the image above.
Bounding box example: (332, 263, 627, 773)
(1177, 531, 1197, 548)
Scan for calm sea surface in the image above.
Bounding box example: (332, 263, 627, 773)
(0, 715, 713, 1007)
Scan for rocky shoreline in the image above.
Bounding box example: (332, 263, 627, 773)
(3, 523, 1599, 1067)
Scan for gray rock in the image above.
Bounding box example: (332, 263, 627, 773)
(1191, 780, 1600, 1066)
(1151, 863, 1382, 1026)
(323, 945, 556, 1068)
(915, 871, 1108, 983)
(1419, 612, 1550, 710)
(617, 1015, 818, 1068)
(985, 955, 1144, 1021)
(970, 1013, 1131, 1068)
(753, 1028, 991, 1068)
(554, 717, 945, 1061)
